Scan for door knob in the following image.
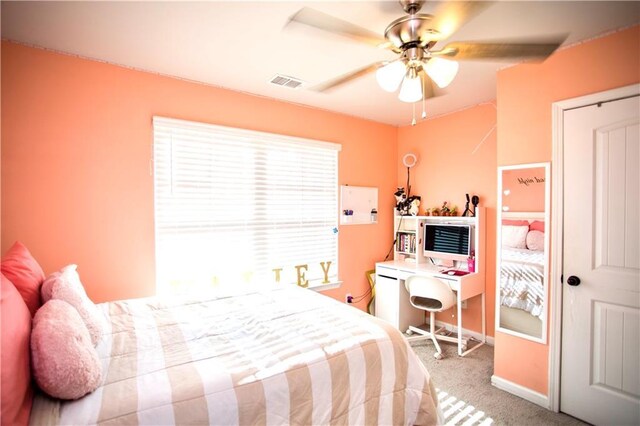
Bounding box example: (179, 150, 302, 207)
(567, 275, 581, 286)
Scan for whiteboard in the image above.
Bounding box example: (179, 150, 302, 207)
(340, 185, 378, 225)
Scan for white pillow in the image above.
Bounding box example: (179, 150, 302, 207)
(502, 225, 529, 249)
(526, 230, 545, 251)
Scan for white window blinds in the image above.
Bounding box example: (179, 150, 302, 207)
(153, 117, 340, 293)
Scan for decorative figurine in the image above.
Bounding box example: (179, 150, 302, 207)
(407, 196, 421, 216)
(394, 187, 407, 212)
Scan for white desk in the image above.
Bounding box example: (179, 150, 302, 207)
(375, 260, 486, 356)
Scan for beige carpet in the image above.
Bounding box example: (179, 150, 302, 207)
(410, 340, 588, 426)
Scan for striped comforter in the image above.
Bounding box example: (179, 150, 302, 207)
(500, 248, 545, 318)
(30, 285, 439, 425)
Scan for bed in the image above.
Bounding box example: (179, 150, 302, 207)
(28, 284, 440, 425)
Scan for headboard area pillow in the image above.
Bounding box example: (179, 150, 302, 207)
(1, 242, 45, 317)
(502, 225, 529, 249)
(530, 220, 545, 232)
(1, 273, 33, 426)
(31, 300, 102, 400)
(41, 265, 105, 346)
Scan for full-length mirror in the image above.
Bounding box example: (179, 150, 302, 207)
(496, 163, 550, 343)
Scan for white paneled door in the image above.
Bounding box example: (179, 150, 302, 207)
(561, 95, 640, 425)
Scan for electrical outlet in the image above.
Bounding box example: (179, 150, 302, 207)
(461, 300, 468, 309)
(345, 293, 353, 304)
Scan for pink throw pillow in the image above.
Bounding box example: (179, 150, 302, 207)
(530, 220, 545, 232)
(526, 230, 545, 252)
(42, 266, 105, 346)
(1, 242, 45, 316)
(1, 273, 33, 426)
(31, 300, 102, 400)
(502, 225, 529, 249)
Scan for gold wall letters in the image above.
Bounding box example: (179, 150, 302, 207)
(320, 261, 332, 284)
(272, 268, 283, 283)
(295, 264, 309, 288)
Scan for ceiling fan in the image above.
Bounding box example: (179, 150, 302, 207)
(287, 0, 565, 120)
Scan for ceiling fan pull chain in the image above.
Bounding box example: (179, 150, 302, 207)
(412, 102, 417, 126)
(421, 73, 427, 119)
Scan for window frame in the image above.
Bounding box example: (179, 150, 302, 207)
(152, 116, 342, 294)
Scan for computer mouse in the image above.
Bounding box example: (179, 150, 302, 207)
(447, 271, 455, 275)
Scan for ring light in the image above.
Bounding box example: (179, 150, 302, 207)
(402, 153, 418, 168)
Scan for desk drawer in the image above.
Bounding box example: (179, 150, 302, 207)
(376, 265, 414, 281)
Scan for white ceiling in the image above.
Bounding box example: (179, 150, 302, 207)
(2, 1, 639, 126)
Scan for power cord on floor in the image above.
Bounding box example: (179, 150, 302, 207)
(352, 288, 372, 303)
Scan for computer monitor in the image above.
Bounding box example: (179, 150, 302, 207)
(423, 223, 472, 262)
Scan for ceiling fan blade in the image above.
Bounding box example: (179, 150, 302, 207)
(312, 62, 386, 92)
(287, 7, 390, 49)
(429, 1, 492, 40)
(431, 40, 565, 61)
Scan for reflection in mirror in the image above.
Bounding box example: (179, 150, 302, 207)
(496, 163, 550, 343)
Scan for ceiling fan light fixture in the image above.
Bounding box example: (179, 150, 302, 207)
(398, 66, 423, 103)
(424, 57, 459, 88)
(375, 60, 406, 92)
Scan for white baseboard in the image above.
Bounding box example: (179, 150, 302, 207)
(433, 319, 495, 346)
(491, 375, 549, 409)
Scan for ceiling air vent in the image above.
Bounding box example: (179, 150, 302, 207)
(269, 74, 304, 89)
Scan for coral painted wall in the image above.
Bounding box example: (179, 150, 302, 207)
(1, 41, 397, 308)
(495, 25, 640, 395)
(397, 103, 498, 336)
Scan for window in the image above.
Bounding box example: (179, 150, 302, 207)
(153, 117, 340, 294)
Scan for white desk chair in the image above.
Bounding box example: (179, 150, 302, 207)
(405, 275, 468, 359)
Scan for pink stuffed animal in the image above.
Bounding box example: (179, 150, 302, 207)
(31, 300, 102, 400)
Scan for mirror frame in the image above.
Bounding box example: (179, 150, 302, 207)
(495, 162, 550, 344)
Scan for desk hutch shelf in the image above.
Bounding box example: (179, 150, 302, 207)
(393, 211, 482, 267)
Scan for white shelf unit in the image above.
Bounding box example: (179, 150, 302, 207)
(393, 215, 420, 263)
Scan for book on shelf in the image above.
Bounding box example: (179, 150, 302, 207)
(396, 232, 416, 254)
